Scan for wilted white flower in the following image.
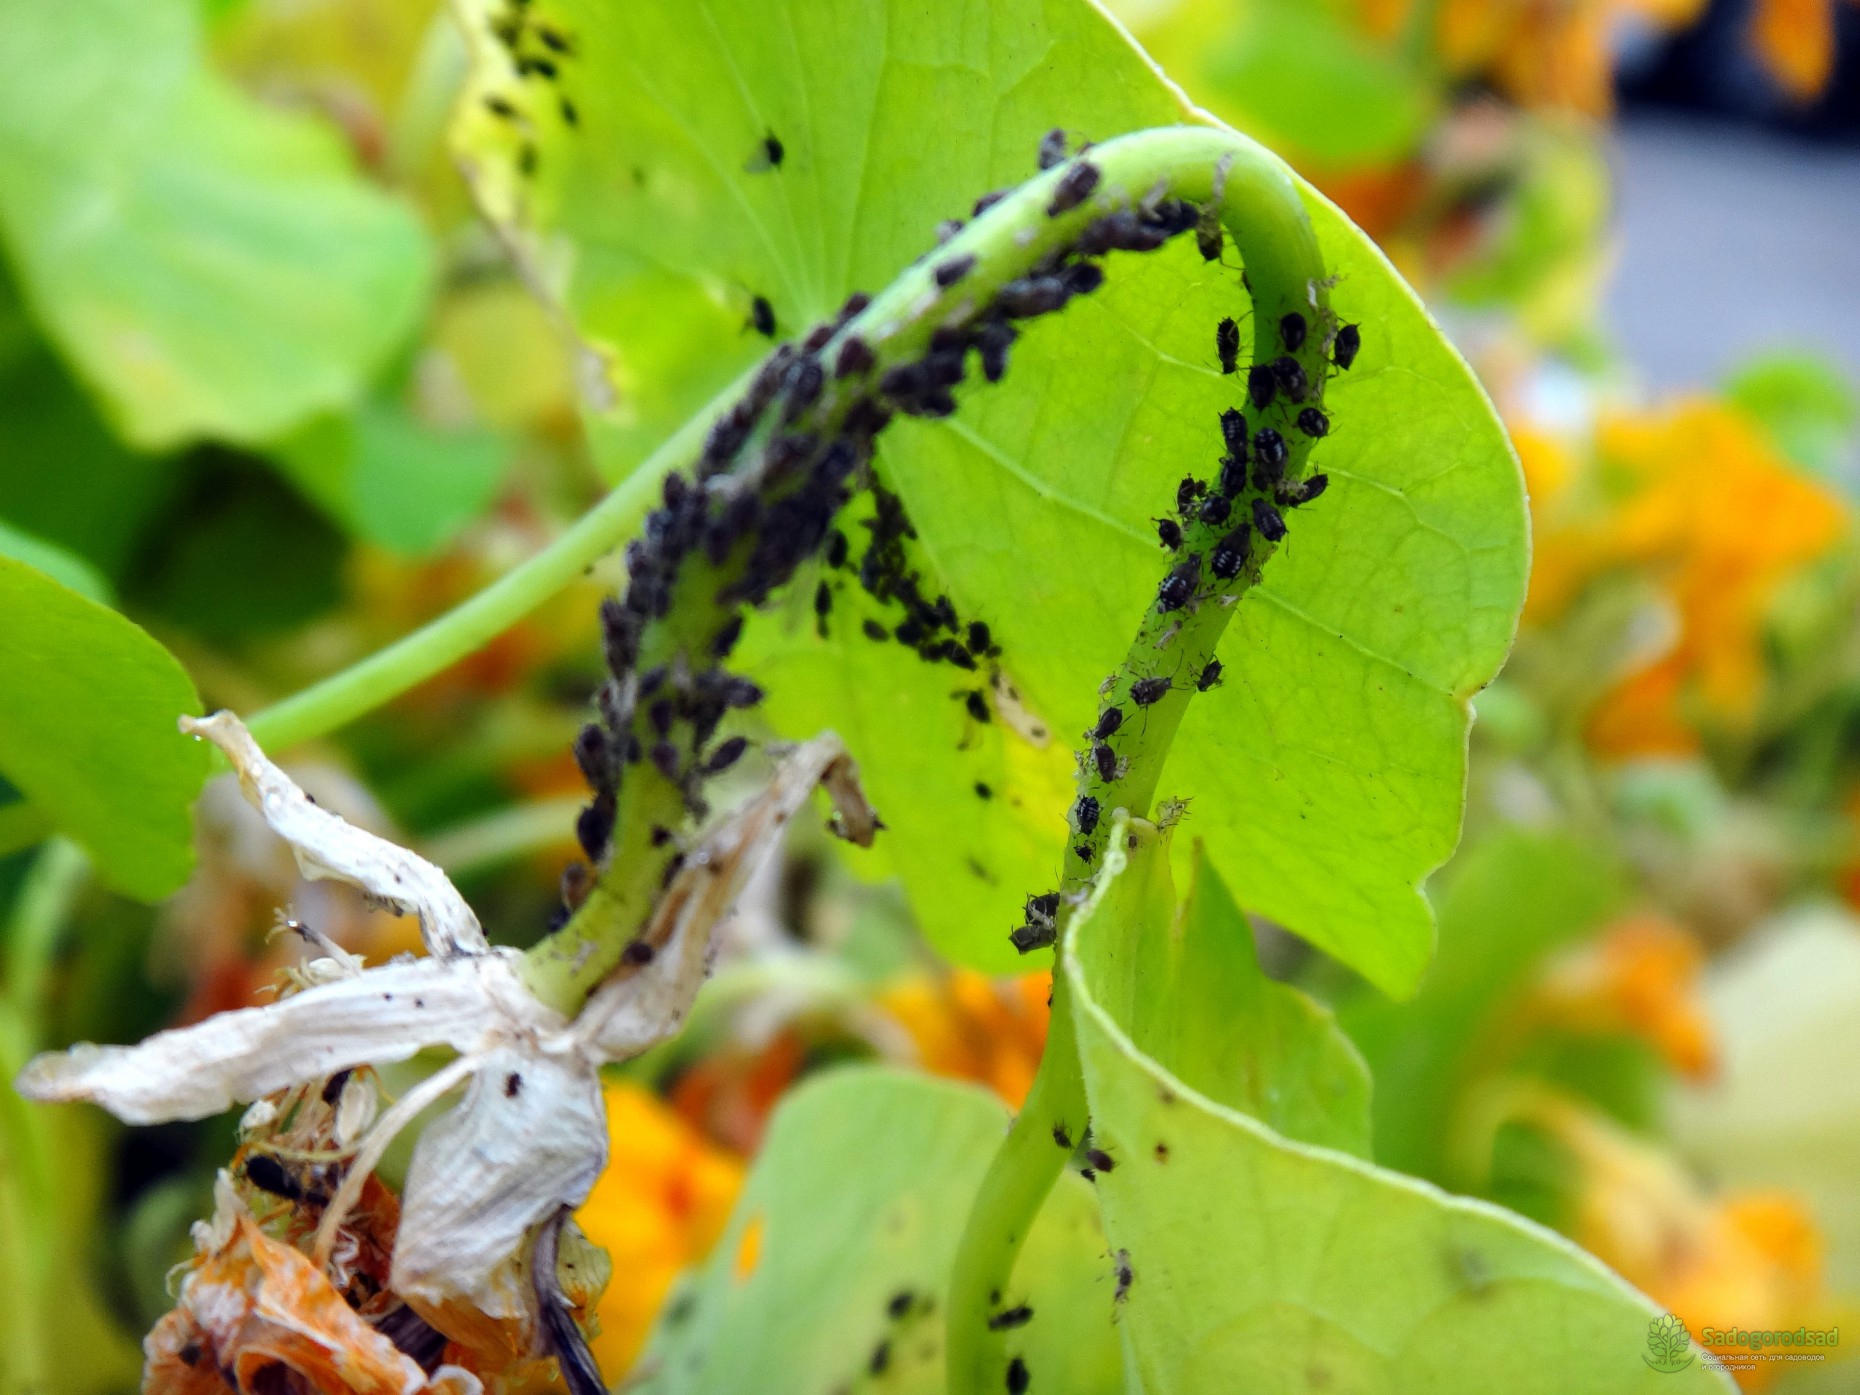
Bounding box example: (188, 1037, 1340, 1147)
(16, 710, 876, 1348)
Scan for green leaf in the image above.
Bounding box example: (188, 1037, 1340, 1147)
(1338, 828, 1627, 1181)
(635, 1067, 1120, 1395)
(0, 518, 112, 606)
(0, 557, 209, 899)
(453, 0, 1526, 992)
(1723, 351, 1858, 476)
(1118, 0, 1437, 168)
(1064, 829, 1733, 1395)
(1082, 826, 1370, 1155)
(0, 0, 433, 449)
(274, 401, 512, 556)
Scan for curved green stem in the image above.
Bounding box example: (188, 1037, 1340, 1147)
(243, 414, 710, 755)
(942, 127, 1333, 1395)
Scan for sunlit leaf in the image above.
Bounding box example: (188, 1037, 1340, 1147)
(1065, 828, 1733, 1395)
(634, 1067, 1120, 1395)
(450, 0, 1526, 994)
(0, 557, 208, 899)
(0, 0, 433, 448)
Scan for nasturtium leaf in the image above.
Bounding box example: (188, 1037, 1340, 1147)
(634, 1068, 1120, 1395)
(1338, 828, 1627, 1182)
(1112, 0, 1437, 168)
(0, 0, 432, 449)
(0, 519, 112, 607)
(0, 557, 209, 899)
(1079, 820, 1370, 1155)
(451, 0, 1526, 990)
(275, 401, 512, 557)
(1064, 832, 1733, 1395)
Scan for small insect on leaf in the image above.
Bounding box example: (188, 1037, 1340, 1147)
(1247, 363, 1275, 411)
(1280, 311, 1307, 352)
(1216, 317, 1239, 375)
(746, 130, 785, 172)
(1333, 322, 1361, 369)
(750, 295, 777, 338)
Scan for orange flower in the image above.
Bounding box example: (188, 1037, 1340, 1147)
(878, 969, 1051, 1108)
(574, 1081, 745, 1378)
(1528, 1097, 1830, 1389)
(1748, 0, 1856, 101)
(1527, 913, 1718, 1079)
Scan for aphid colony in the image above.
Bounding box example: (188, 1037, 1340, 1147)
(546, 128, 1231, 942)
(480, 0, 582, 173)
(1009, 235, 1355, 948)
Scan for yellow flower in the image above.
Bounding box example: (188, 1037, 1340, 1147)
(878, 969, 1052, 1109)
(574, 1081, 745, 1378)
(1526, 913, 1717, 1079)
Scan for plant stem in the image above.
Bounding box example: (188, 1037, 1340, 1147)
(941, 126, 1333, 1395)
(243, 414, 713, 755)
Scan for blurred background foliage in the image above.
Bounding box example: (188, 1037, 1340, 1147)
(2, 0, 1859, 1390)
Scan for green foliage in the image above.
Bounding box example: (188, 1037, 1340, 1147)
(0, 0, 432, 449)
(1087, 831, 1370, 1155)
(453, 0, 1526, 995)
(1340, 828, 1627, 1181)
(276, 400, 512, 557)
(1064, 825, 1733, 1395)
(0, 557, 208, 899)
(635, 1068, 1121, 1395)
(1724, 351, 1859, 476)
(0, 519, 112, 606)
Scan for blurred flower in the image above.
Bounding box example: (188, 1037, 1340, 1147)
(574, 1081, 745, 1377)
(1521, 400, 1847, 755)
(1526, 913, 1717, 1079)
(669, 1029, 807, 1155)
(1527, 1095, 1829, 1389)
(878, 969, 1051, 1109)
(1748, 0, 1858, 102)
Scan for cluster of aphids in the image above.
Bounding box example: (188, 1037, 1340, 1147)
(549, 124, 1317, 943)
(481, 0, 579, 174)
(1009, 258, 1363, 952)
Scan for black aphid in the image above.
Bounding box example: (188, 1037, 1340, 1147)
(1175, 477, 1205, 514)
(1007, 1356, 1030, 1394)
(1252, 496, 1287, 542)
(1252, 427, 1288, 478)
(245, 1154, 306, 1203)
(703, 735, 748, 775)
(1156, 558, 1199, 613)
(559, 97, 578, 126)
(1060, 261, 1104, 296)
(1084, 1147, 1115, 1172)
(1073, 795, 1101, 835)
(834, 336, 874, 379)
(1053, 1123, 1072, 1148)
(782, 357, 824, 422)
(484, 95, 517, 119)
(1092, 706, 1123, 740)
(646, 697, 674, 737)
(1029, 892, 1060, 918)
(1046, 160, 1100, 216)
(1217, 454, 1248, 498)
(935, 254, 977, 288)
(965, 690, 990, 723)
(536, 25, 573, 53)
(1216, 317, 1239, 375)
(1333, 322, 1360, 370)
(710, 613, 745, 658)
(813, 580, 832, 619)
(968, 620, 992, 653)
(870, 1340, 890, 1375)
(802, 322, 835, 353)
(1297, 406, 1329, 438)
(861, 619, 889, 642)
(1075, 843, 1094, 863)
(572, 723, 614, 791)
(1156, 517, 1183, 550)
(975, 782, 993, 799)
(750, 295, 776, 338)
(648, 742, 680, 781)
(1010, 920, 1056, 954)
(1270, 355, 1308, 401)
(1130, 675, 1171, 707)
(1199, 494, 1231, 526)
(1036, 128, 1068, 170)
(1290, 473, 1329, 505)
(576, 794, 615, 861)
(756, 131, 784, 169)
(1196, 221, 1223, 261)
(1198, 658, 1224, 690)
(1247, 363, 1276, 411)
(973, 189, 1006, 216)
(1114, 1250, 1133, 1303)
(995, 277, 1069, 318)
(976, 321, 1016, 382)
(622, 940, 655, 966)
(1280, 311, 1307, 352)
(1219, 408, 1248, 457)
(988, 1305, 1034, 1331)
(1092, 743, 1117, 781)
